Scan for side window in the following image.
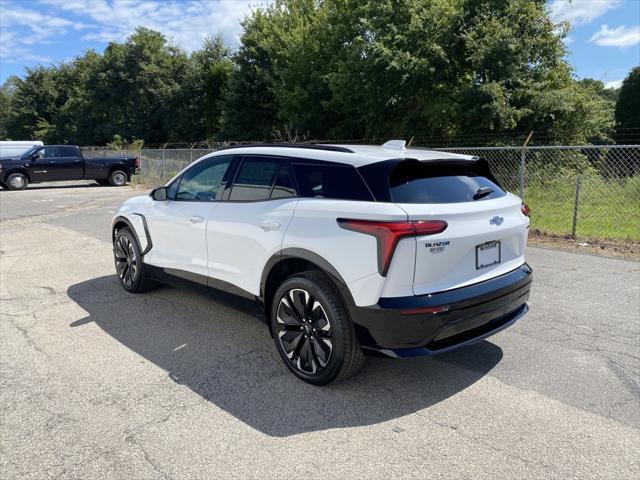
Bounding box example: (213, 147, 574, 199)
(270, 162, 296, 199)
(42, 147, 58, 159)
(57, 146, 78, 157)
(228, 156, 280, 201)
(175, 156, 232, 202)
(292, 163, 373, 201)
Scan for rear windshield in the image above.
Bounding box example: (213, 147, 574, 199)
(389, 161, 506, 204)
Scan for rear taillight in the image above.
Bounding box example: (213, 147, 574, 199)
(134, 157, 140, 169)
(521, 203, 530, 217)
(337, 219, 447, 276)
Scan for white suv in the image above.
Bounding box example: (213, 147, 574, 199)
(112, 141, 532, 385)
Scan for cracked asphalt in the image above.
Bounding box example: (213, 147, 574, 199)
(1, 181, 639, 479)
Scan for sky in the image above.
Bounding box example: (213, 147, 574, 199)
(0, 0, 638, 86)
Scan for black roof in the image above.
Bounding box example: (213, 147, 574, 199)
(218, 143, 354, 154)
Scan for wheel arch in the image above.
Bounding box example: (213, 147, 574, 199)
(4, 168, 31, 183)
(260, 248, 355, 335)
(108, 163, 130, 178)
(112, 214, 152, 255)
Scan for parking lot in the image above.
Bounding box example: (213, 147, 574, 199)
(1, 182, 638, 479)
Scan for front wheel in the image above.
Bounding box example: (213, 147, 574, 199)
(6, 173, 28, 190)
(108, 170, 128, 186)
(271, 271, 364, 385)
(113, 227, 155, 293)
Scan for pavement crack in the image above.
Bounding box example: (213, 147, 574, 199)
(5, 315, 51, 359)
(125, 434, 173, 479)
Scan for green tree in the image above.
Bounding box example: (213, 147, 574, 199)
(174, 35, 232, 141)
(615, 67, 640, 130)
(222, 0, 614, 145)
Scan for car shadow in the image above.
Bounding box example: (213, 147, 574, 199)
(67, 275, 503, 437)
(26, 183, 105, 191)
(0, 183, 105, 192)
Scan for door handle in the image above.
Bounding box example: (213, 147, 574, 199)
(189, 215, 205, 224)
(258, 220, 281, 231)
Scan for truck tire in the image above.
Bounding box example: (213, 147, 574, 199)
(108, 170, 128, 186)
(6, 173, 28, 190)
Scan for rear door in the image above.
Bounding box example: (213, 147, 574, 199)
(205, 155, 298, 295)
(389, 160, 529, 294)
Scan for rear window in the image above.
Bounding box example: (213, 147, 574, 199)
(292, 163, 373, 201)
(389, 161, 505, 204)
(229, 156, 280, 201)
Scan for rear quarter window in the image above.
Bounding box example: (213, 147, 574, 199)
(389, 161, 506, 204)
(292, 163, 373, 201)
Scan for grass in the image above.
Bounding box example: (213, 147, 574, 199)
(523, 175, 640, 241)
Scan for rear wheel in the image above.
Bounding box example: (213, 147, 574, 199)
(6, 173, 28, 190)
(113, 227, 155, 293)
(271, 271, 364, 385)
(108, 170, 128, 186)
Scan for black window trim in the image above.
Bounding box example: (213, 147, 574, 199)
(223, 154, 299, 203)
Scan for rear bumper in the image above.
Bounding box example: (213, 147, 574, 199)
(350, 263, 532, 357)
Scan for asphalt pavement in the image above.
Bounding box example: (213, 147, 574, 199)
(1, 181, 638, 479)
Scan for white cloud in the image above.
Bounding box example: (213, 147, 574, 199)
(549, 0, 620, 25)
(38, 0, 271, 52)
(604, 79, 623, 89)
(0, 0, 271, 74)
(0, 1, 90, 65)
(590, 24, 640, 47)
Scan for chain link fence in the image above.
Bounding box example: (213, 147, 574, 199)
(82, 144, 640, 242)
(441, 145, 639, 242)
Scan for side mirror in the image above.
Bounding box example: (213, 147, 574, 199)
(151, 186, 168, 201)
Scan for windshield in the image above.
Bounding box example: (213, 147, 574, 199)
(20, 146, 42, 159)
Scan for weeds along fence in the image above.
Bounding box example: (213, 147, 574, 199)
(81, 145, 640, 242)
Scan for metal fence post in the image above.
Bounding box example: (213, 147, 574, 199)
(571, 173, 581, 238)
(161, 148, 165, 180)
(519, 148, 526, 199)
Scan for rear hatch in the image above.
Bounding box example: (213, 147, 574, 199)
(389, 159, 529, 295)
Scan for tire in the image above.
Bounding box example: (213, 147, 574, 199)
(108, 169, 128, 186)
(113, 227, 156, 293)
(270, 270, 364, 385)
(6, 173, 28, 190)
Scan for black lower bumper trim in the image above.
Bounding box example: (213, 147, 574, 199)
(350, 263, 532, 352)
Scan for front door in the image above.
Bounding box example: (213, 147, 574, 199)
(144, 155, 234, 278)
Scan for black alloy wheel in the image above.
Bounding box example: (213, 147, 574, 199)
(271, 271, 364, 385)
(114, 233, 138, 288)
(276, 288, 334, 375)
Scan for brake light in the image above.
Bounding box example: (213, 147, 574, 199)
(521, 203, 530, 217)
(337, 219, 447, 276)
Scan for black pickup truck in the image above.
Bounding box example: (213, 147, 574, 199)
(0, 145, 139, 190)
